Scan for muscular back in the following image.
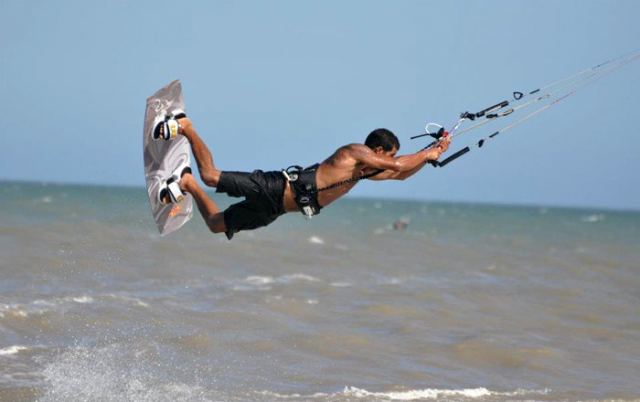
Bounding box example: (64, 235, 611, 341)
(315, 144, 380, 206)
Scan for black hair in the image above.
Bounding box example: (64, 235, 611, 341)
(365, 128, 400, 151)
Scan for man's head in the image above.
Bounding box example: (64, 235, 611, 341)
(365, 128, 399, 156)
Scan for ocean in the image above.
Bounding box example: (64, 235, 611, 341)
(0, 181, 638, 402)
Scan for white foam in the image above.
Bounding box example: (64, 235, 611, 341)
(32, 299, 57, 307)
(0, 295, 97, 319)
(233, 275, 275, 291)
(68, 296, 94, 304)
(234, 273, 324, 291)
(308, 235, 325, 245)
(257, 390, 328, 399)
(581, 214, 605, 223)
(344, 386, 551, 400)
(259, 386, 550, 401)
(345, 386, 491, 399)
(330, 282, 352, 288)
(0, 306, 28, 318)
(0, 345, 28, 356)
(245, 276, 275, 286)
(39, 344, 214, 402)
(0, 302, 38, 318)
(278, 274, 320, 283)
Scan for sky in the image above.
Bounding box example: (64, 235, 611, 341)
(1, 0, 639, 210)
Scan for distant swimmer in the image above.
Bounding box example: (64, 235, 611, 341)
(153, 114, 450, 239)
(393, 219, 409, 231)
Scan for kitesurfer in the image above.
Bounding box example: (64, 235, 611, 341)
(156, 116, 449, 239)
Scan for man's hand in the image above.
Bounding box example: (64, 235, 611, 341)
(425, 133, 451, 161)
(435, 134, 451, 154)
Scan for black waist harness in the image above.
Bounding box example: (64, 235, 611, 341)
(283, 164, 322, 218)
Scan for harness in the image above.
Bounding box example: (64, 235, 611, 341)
(282, 164, 384, 218)
(282, 164, 322, 218)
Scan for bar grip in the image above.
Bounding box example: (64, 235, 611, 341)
(438, 147, 470, 167)
(413, 127, 445, 140)
(411, 133, 427, 139)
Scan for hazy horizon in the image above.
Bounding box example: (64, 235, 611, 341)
(4, 178, 638, 213)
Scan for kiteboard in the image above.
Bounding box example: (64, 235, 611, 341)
(143, 80, 193, 235)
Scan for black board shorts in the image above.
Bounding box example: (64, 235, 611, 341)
(216, 170, 286, 240)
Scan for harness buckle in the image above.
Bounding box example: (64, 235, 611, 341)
(282, 165, 302, 182)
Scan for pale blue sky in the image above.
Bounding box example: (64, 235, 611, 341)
(1, 0, 639, 210)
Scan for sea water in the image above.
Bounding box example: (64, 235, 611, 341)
(0, 181, 638, 402)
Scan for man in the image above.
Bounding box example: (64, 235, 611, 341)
(157, 115, 450, 239)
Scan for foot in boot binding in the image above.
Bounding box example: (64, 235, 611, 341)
(159, 166, 192, 205)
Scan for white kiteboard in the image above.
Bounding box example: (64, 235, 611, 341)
(143, 80, 193, 235)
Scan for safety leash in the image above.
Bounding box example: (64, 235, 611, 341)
(413, 50, 640, 167)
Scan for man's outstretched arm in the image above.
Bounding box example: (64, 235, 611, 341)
(350, 145, 432, 173)
(367, 139, 450, 181)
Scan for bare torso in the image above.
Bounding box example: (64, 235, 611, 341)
(282, 144, 375, 212)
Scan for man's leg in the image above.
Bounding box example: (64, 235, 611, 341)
(177, 118, 221, 188)
(180, 173, 226, 234)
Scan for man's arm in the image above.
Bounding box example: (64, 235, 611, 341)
(350, 145, 435, 173)
(366, 139, 450, 181)
(374, 160, 429, 181)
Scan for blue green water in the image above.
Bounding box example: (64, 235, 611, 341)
(1, 181, 639, 402)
